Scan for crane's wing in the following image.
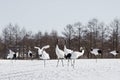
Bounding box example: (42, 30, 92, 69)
(42, 45, 50, 50)
(34, 46, 40, 49)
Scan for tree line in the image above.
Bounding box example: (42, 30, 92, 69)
(0, 18, 120, 59)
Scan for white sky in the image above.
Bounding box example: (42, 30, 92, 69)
(0, 0, 120, 35)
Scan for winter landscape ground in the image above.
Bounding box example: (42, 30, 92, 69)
(0, 59, 120, 80)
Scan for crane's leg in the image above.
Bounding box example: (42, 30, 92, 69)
(67, 59, 69, 66)
(31, 56, 33, 60)
(73, 59, 75, 68)
(71, 59, 73, 66)
(73, 59, 75, 67)
(44, 60, 46, 67)
(11, 59, 13, 63)
(56, 59, 59, 67)
(96, 56, 97, 63)
(61, 59, 64, 67)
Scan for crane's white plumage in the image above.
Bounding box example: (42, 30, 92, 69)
(90, 48, 101, 56)
(28, 50, 32, 58)
(34, 46, 42, 55)
(90, 48, 102, 62)
(7, 50, 14, 59)
(41, 45, 50, 50)
(110, 50, 119, 56)
(28, 50, 32, 55)
(16, 52, 19, 58)
(64, 45, 73, 55)
(40, 51, 50, 59)
(55, 45, 65, 59)
(28, 50, 32, 57)
(71, 47, 84, 59)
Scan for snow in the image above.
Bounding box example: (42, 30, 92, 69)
(0, 59, 120, 80)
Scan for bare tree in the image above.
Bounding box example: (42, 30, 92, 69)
(20, 28, 33, 59)
(2, 23, 15, 47)
(34, 31, 42, 46)
(74, 22, 83, 50)
(110, 19, 120, 51)
(90, 19, 99, 48)
(98, 22, 107, 58)
(87, 19, 100, 58)
(62, 24, 75, 48)
(2, 27, 8, 49)
(50, 30, 58, 59)
(13, 24, 21, 46)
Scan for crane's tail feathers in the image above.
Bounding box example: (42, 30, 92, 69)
(16, 52, 19, 57)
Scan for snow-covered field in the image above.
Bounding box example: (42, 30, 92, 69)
(0, 59, 120, 80)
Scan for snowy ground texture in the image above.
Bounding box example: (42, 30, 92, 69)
(0, 59, 120, 80)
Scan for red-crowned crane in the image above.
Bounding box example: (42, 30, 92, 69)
(90, 48, 102, 62)
(64, 45, 73, 66)
(55, 45, 65, 67)
(70, 47, 84, 68)
(110, 50, 119, 58)
(7, 50, 18, 59)
(34, 45, 50, 67)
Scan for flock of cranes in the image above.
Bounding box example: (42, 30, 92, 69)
(7, 41, 119, 67)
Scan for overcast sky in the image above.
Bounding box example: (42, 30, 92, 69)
(0, 0, 120, 35)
